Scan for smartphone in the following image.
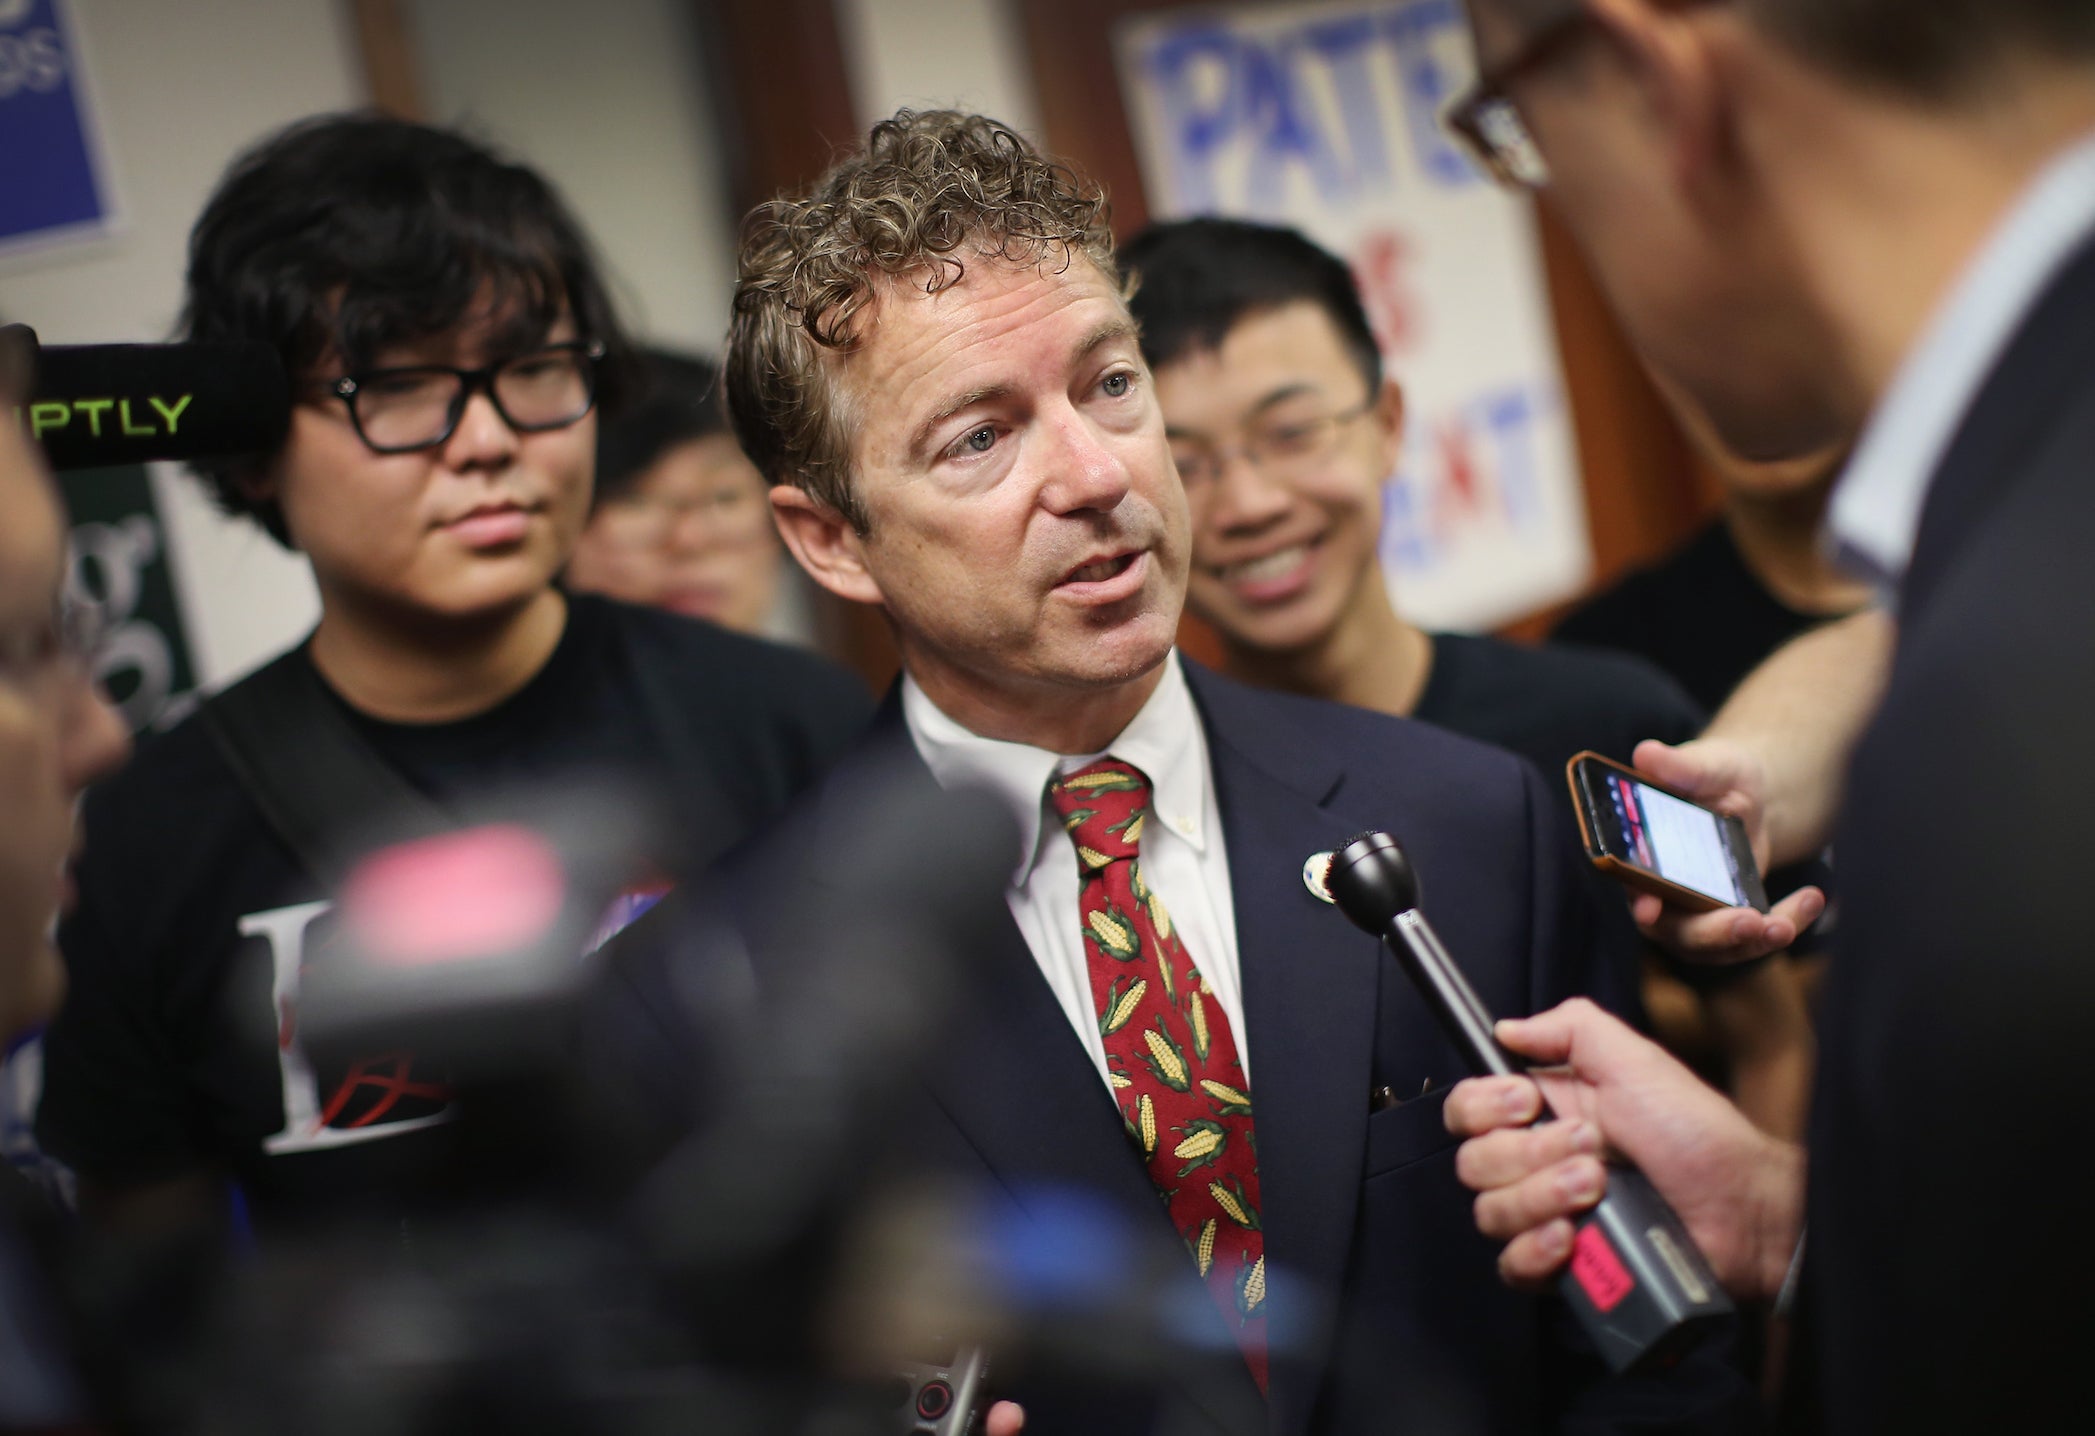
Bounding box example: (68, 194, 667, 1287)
(1566, 751, 1769, 913)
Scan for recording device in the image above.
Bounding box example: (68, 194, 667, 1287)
(1567, 751, 1769, 913)
(892, 1344, 990, 1435)
(2, 323, 290, 470)
(1322, 831, 1736, 1375)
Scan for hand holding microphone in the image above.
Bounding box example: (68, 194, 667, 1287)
(1322, 833, 1751, 1372)
(1445, 1002, 1806, 1307)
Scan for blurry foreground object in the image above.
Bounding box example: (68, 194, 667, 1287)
(172, 761, 1010, 1434)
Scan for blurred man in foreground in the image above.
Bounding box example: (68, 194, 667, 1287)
(657, 107, 1759, 1434)
(1441, 1, 2095, 1427)
(0, 332, 132, 1428)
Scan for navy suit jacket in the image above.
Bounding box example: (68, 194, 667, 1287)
(604, 662, 1755, 1435)
(1795, 227, 2095, 1434)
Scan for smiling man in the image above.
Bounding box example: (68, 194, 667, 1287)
(32, 115, 871, 1242)
(705, 109, 1755, 1435)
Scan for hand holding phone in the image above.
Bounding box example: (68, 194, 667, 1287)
(1567, 751, 1770, 914)
(1618, 740, 1829, 964)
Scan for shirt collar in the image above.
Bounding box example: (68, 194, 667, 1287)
(1830, 127, 2095, 598)
(901, 651, 1212, 882)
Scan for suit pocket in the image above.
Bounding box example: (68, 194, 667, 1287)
(1363, 1086, 1458, 1178)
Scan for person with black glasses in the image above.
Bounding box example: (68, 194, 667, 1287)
(32, 115, 871, 1245)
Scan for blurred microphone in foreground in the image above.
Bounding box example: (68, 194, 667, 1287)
(175, 763, 1058, 1434)
(2, 324, 291, 471)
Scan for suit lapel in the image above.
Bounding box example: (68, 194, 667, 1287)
(1189, 667, 1387, 1436)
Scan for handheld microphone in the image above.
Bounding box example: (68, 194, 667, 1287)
(5, 324, 291, 471)
(1323, 831, 1735, 1375)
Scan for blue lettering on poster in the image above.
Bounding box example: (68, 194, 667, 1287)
(0, 0, 114, 251)
(1136, 0, 1484, 215)
(1380, 380, 1560, 575)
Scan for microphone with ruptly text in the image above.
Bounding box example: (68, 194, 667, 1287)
(3, 324, 290, 471)
(1319, 831, 1736, 1376)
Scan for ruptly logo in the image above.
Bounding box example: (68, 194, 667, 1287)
(12, 394, 194, 440)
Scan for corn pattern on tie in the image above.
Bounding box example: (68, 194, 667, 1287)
(1047, 758, 1267, 1394)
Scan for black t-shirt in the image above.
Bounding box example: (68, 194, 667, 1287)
(1415, 631, 1705, 787)
(36, 594, 871, 1237)
(1552, 519, 1851, 714)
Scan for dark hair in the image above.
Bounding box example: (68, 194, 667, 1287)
(1746, 0, 2095, 97)
(1119, 217, 1381, 391)
(180, 112, 632, 546)
(593, 349, 730, 506)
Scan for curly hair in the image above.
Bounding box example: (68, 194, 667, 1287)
(725, 110, 1115, 533)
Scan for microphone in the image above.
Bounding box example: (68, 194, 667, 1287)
(5, 324, 291, 470)
(1323, 831, 1735, 1376)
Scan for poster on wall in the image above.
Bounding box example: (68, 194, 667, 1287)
(1116, 0, 1588, 631)
(60, 465, 200, 734)
(0, 0, 118, 257)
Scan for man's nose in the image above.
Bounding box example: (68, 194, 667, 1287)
(63, 678, 131, 793)
(1038, 410, 1134, 516)
(441, 389, 523, 469)
(1206, 447, 1293, 532)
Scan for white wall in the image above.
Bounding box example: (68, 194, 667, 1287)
(404, 0, 739, 354)
(1, 0, 356, 688)
(833, 0, 1041, 138)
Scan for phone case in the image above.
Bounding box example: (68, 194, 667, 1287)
(1564, 751, 1767, 914)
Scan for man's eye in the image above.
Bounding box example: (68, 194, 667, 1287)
(961, 426, 996, 454)
(1101, 371, 1132, 398)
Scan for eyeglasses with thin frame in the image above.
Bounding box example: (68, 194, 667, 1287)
(595, 480, 773, 549)
(0, 588, 107, 696)
(1444, 6, 1597, 188)
(1445, 0, 1720, 190)
(1169, 396, 1378, 490)
(327, 340, 606, 454)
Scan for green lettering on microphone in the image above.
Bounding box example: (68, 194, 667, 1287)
(118, 399, 154, 437)
(30, 402, 70, 438)
(74, 397, 114, 436)
(149, 393, 193, 434)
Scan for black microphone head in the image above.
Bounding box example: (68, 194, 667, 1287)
(20, 338, 290, 471)
(1326, 831, 1421, 934)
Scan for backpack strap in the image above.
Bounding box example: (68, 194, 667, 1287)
(198, 647, 451, 889)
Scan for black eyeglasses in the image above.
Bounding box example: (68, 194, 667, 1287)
(328, 340, 606, 454)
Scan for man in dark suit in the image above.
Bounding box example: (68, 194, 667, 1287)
(1437, 1, 2095, 1429)
(659, 107, 1757, 1434)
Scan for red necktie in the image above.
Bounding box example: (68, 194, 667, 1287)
(1046, 758, 1268, 1393)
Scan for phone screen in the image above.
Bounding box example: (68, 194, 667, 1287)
(1598, 772, 1751, 907)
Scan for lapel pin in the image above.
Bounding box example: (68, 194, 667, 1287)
(1302, 850, 1336, 904)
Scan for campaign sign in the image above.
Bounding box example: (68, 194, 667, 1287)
(0, 0, 116, 256)
(60, 465, 200, 734)
(1117, 0, 1589, 631)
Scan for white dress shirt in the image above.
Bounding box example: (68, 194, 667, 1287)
(1831, 128, 2095, 598)
(902, 652, 1248, 1088)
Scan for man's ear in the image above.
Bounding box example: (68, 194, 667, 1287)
(771, 483, 884, 607)
(1369, 376, 1407, 480)
(1587, 0, 1734, 195)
